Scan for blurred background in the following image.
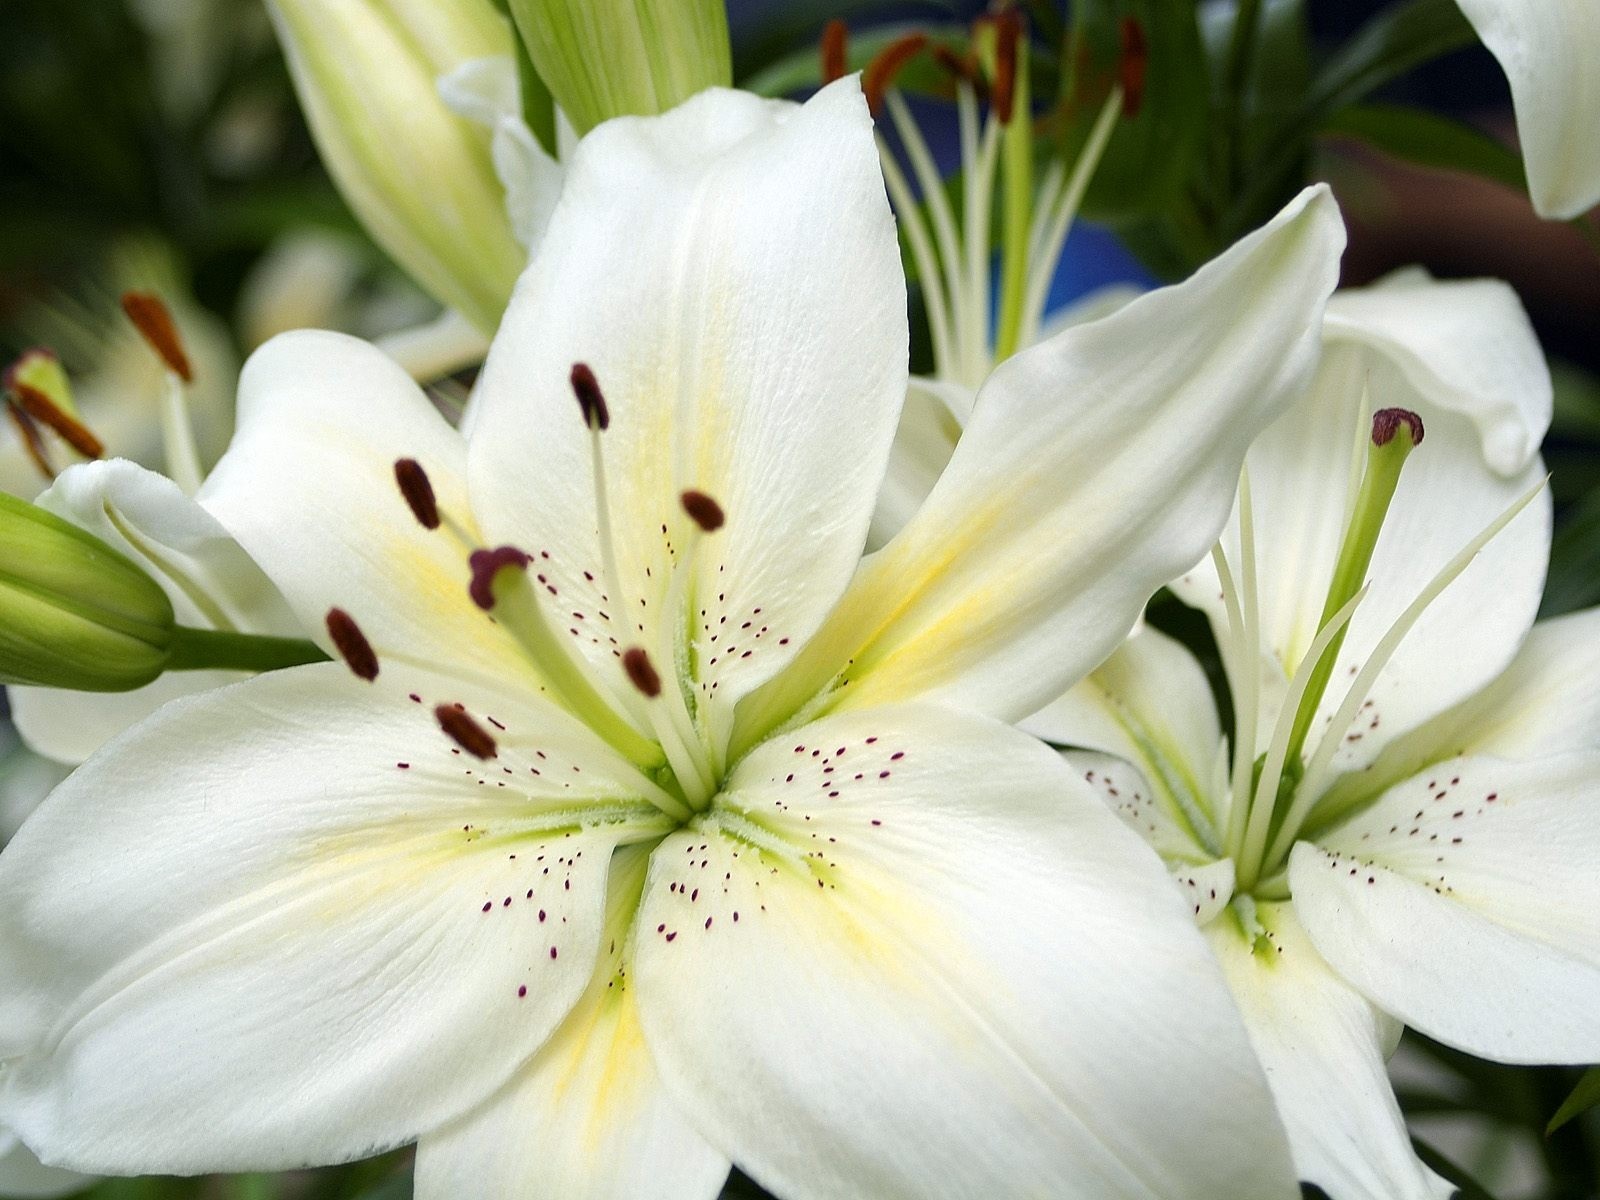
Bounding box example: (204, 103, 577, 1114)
(0, 1, 1596, 1197)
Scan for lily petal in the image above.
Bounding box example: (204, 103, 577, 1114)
(634, 705, 1297, 1200)
(11, 458, 298, 764)
(867, 378, 969, 549)
(1209, 902, 1453, 1200)
(1326, 606, 1600, 810)
(1455, 0, 1600, 219)
(467, 78, 907, 715)
(202, 330, 523, 685)
(1027, 625, 1226, 830)
(741, 185, 1343, 740)
(1325, 269, 1551, 475)
(0, 664, 672, 1171)
(1291, 752, 1600, 1063)
(1173, 291, 1551, 771)
(415, 846, 728, 1200)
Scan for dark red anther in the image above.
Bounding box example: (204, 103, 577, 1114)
(4, 405, 52, 478)
(1118, 17, 1148, 118)
(931, 44, 981, 90)
(622, 647, 663, 698)
(571, 363, 609, 431)
(993, 11, 1023, 125)
(469, 545, 532, 610)
(863, 33, 928, 115)
(394, 458, 439, 530)
(435, 704, 498, 760)
(821, 19, 849, 86)
(680, 489, 725, 533)
(1371, 408, 1425, 447)
(326, 607, 379, 681)
(7, 382, 103, 459)
(120, 292, 193, 381)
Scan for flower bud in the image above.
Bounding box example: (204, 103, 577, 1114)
(0, 491, 175, 691)
(507, 0, 732, 135)
(265, 0, 525, 332)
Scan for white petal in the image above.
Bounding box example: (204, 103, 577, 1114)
(1325, 269, 1551, 475)
(867, 377, 969, 549)
(1455, 0, 1600, 219)
(1173, 310, 1551, 773)
(201, 330, 524, 683)
(743, 185, 1344, 737)
(1026, 624, 1228, 837)
(633, 705, 1297, 1200)
(1209, 902, 1453, 1200)
(10, 459, 300, 765)
(1334, 606, 1600, 807)
(0, 664, 673, 1172)
(1291, 752, 1600, 1063)
(415, 844, 728, 1200)
(467, 79, 907, 717)
(437, 56, 565, 249)
(0, 1135, 94, 1200)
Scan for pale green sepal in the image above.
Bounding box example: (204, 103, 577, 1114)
(265, 0, 524, 333)
(506, 0, 732, 134)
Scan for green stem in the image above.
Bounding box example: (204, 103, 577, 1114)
(1221, 0, 1264, 191)
(993, 34, 1033, 363)
(166, 626, 329, 674)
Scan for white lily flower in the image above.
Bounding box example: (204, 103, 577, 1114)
(0, 80, 1343, 1198)
(1454, 0, 1600, 219)
(1028, 270, 1597, 1199)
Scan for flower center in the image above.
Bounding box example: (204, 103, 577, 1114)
(1212, 405, 1544, 898)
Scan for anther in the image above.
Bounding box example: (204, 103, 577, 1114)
(435, 704, 498, 759)
(394, 458, 440, 530)
(622, 647, 663, 698)
(119, 291, 193, 381)
(325, 607, 379, 681)
(680, 489, 725, 533)
(1371, 407, 1424, 447)
(4, 405, 52, 478)
(6, 381, 103, 459)
(992, 11, 1023, 125)
(821, 18, 848, 86)
(571, 363, 609, 431)
(932, 45, 981, 90)
(469, 545, 532, 610)
(1118, 18, 1148, 117)
(863, 33, 928, 115)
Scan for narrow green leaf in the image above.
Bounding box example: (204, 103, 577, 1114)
(1322, 103, 1525, 193)
(1411, 1137, 1503, 1200)
(1303, 0, 1475, 125)
(1547, 1066, 1600, 1136)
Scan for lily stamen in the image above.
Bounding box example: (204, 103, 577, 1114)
(121, 290, 203, 495)
(325, 607, 379, 682)
(393, 458, 440, 530)
(434, 703, 497, 760)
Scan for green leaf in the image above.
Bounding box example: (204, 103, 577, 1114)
(1547, 1066, 1600, 1135)
(1322, 103, 1526, 193)
(1302, 0, 1476, 127)
(1411, 1137, 1504, 1200)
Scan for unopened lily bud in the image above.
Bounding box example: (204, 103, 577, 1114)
(0, 492, 175, 691)
(265, 0, 524, 332)
(507, 0, 731, 134)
